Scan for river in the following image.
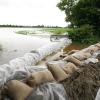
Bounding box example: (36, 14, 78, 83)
(0, 27, 51, 65)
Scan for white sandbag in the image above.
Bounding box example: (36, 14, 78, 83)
(82, 45, 99, 54)
(72, 52, 91, 61)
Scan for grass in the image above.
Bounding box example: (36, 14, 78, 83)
(41, 28, 73, 35)
(15, 28, 73, 35)
(15, 30, 36, 35)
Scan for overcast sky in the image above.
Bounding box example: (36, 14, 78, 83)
(0, 0, 68, 27)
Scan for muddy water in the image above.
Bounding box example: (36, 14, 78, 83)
(0, 28, 51, 65)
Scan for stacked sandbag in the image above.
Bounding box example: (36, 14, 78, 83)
(47, 62, 69, 81)
(62, 62, 79, 75)
(1, 42, 100, 100)
(2, 80, 33, 100)
(72, 52, 91, 61)
(2, 75, 67, 100)
(0, 38, 71, 86)
(63, 56, 84, 66)
(46, 42, 100, 83)
(60, 56, 100, 100)
(26, 69, 55, 86)
(47, 61, 79, 81)
(80, 43, 100, 54)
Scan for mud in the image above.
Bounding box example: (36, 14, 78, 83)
(61, 59, 100, 100)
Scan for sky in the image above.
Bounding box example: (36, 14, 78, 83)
(0, 0, 68, 27)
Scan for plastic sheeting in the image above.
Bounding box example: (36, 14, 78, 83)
(3, 66, 68, 100)
(84, 50, 100, 64)
(95, 88, 100, 100)
(0, 38, 71, 86)
(26, 82, 68, 100)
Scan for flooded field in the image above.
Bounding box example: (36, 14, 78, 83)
(0, 28, 51, 65)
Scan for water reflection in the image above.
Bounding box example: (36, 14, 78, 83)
(0, 28, 51, 65)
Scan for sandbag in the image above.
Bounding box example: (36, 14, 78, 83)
(67, 50, 79, 55)
(72, 52, 91, 61)
(84, 45, 99, 54)
(47, 63, 68, 82)
(95, 43, 100, 49)
(4, 80, 33, 100)
(27, 70, 55, 87)
(60, 62, 100, 100)
(62, 62, 79, 74)
(63, 56, 83, 66)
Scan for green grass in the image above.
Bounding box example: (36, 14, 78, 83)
(15, 30, 36, 35)
(42, 28, 73, 35)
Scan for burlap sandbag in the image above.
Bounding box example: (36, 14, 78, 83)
(67, 50, 79, 55)
(72, 52, 91, 61)
(47, 63, 69, 82)
(95, 43, 100, 48)
(62, 62, 79, 75)
(84, 45, 99, 54)
(4, 80, 33, 100)
(63, 56, 83, 66)
(27, 69, 55, 87)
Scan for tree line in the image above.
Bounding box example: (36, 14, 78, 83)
(57, 0, 100, 44)
(0, 25, 61, 28)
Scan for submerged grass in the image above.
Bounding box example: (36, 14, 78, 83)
(42, 28, 73, 35)
(15, 30, 36, 35)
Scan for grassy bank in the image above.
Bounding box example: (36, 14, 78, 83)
(42, 28, 72, 35)
(15, 28, 100, 46)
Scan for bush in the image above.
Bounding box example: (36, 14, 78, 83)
(68, 24, 100, 44)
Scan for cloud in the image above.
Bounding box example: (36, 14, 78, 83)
(0, 0, 67, 27)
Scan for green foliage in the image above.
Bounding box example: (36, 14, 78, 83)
(57, 0, 100, 43)
(42, 28, 71, 35)
(68, 25, 100, 44)
(71, 0, 100, 28)
(57, 0, 77, 23)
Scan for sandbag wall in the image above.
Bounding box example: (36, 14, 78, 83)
(0, 38, 71, 86)
(1, 42, 100, 100)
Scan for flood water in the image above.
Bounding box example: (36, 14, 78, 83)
(0, 28, 51, 65)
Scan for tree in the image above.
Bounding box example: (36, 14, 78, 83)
(57, 0, 100, 43)
(57, 0, 78, 27)
(57, 0, 100, 30)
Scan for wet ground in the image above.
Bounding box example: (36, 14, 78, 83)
(63, 43, 89, 52)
